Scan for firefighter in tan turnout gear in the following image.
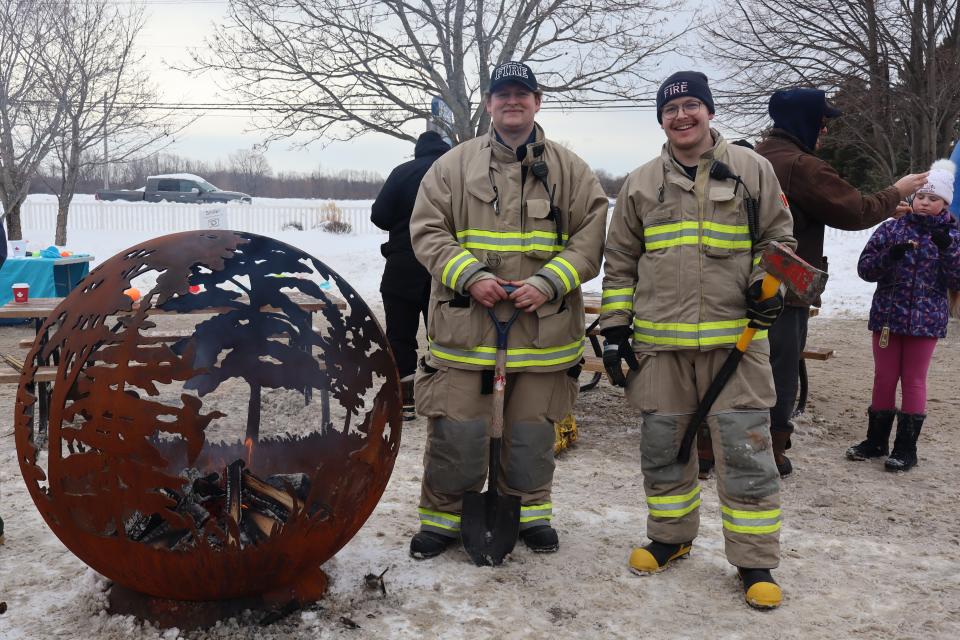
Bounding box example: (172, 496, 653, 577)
(599, 71, 796, 609)
(408, 61, 607, 559)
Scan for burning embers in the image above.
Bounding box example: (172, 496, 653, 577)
(126, 460, 326, 551)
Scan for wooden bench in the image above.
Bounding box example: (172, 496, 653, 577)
(801, 346, 834, 361)
(0, 365, 58, 384)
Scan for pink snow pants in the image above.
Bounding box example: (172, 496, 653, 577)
(871, 332, 938, 414)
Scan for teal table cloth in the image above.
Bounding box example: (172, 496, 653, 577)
(0, 255, 94, 312)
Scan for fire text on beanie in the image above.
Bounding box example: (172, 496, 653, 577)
(656, 71, 715, 123)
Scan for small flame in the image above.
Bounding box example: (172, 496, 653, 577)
(244, 437, 254, 467)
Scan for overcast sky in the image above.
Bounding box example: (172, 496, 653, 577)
(141, 1, 743, 177)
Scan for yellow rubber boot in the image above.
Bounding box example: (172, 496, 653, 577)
(629, 540, 692, 574)
(739, 568, 782, 609)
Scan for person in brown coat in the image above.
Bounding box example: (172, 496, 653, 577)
(753, 87, 928, 477)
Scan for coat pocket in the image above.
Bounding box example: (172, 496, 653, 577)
(525, 198, 559, 259)
(533, 297, 580, 349)
(414, 360, 446, 418)
(429, 289, 486, 350)
(704, 185, 750, 259)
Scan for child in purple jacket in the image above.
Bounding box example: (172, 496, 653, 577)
(847, 159, 960, 471)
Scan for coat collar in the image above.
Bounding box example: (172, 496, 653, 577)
(465, 123, 546, 202)
(659, 128, 727, 190)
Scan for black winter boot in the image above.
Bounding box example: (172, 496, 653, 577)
(885, 412, 925, 472)
(846, 408, 896, 461)
(520, 525, 559, 553)
(409, 530, 457, 559)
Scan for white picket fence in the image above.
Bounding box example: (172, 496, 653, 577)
(17, 200, 383, 235)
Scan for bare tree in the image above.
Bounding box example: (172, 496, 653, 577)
(702, 0, 960, 184)
(228, 147, 272, 196)
(0, 1, 67, 240)
(190, 0, 685, 146)
(44, 0, 182, 246)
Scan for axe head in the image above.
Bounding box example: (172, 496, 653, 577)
(760, 241, 828, 305)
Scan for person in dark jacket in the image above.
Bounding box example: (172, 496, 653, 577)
(753, 88, 929, 477)
(371, 131, 451, 420)
(848, 160, 960, 471)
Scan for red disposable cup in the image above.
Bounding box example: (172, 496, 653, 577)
(12, 282, 29, 303)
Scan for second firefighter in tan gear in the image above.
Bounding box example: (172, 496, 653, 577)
(600, 71, 795, 609)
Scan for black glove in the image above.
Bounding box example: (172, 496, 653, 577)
(601, 325, 637, 387)
(931, 229, 952, 251)
(889, 242, 914, 260)
(745, 279, 784, 330)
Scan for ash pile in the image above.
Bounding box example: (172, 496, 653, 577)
(125, 460, 328, 550)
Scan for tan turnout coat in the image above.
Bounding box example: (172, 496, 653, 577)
(411, 125, 608, 372)
(600, 131, 796, 354)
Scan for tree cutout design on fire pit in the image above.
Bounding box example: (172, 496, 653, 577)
(13, 230, 401, 602)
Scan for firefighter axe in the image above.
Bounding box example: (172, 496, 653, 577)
(677, 242, 827, 463)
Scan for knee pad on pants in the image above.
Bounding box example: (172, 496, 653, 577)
(640, 412, 686, 484)
(505, 420, 556, 491)
(715, 411, 779, 499)
(424, 417, 488, 493)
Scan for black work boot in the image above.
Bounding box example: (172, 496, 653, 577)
(846, 407, 896, 461)
(409, 531, 457, 559)
(885, 412, 925, 472)
(400, 374, 415, 421)
(520, 525, 559, 553)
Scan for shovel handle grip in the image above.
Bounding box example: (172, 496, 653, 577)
(735, 273, 781, 352)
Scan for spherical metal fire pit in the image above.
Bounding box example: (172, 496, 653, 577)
(14, 230, 401, 602)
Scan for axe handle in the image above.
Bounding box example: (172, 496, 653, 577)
(734, 273, 781, 352)
(677, 272, 782, 463)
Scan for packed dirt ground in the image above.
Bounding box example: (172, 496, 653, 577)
(1, 314, 959, 639)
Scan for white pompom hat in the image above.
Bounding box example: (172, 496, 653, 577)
(917, 159, 956, 205)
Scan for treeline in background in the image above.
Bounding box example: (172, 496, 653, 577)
(29, 149, 630, 200)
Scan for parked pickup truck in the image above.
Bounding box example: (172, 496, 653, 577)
(95, 173, 252, 204)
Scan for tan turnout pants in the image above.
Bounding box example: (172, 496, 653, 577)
(414, 363, 578, 538)
(626, 348, 782, 569)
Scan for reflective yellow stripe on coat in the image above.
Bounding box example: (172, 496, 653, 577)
(644, 220, 751, 251)
(634, 318, 767, 347)
(456, 229, 568, 253)
(601, 287, 635, 312)
(441, 250, 483, 291)
(429, 339, 584, 368)
(542, 256, 581, 294)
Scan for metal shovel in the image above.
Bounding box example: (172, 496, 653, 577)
(461, 289, 522, 567)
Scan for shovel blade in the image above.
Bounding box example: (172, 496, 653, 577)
(461, 487, 521, 567)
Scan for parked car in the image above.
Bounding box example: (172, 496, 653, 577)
(95, 174, 252, 204)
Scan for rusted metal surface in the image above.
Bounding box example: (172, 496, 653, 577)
(14, 230, 401, 601)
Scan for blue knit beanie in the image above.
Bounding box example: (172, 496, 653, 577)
(768, 88, 842, 152)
